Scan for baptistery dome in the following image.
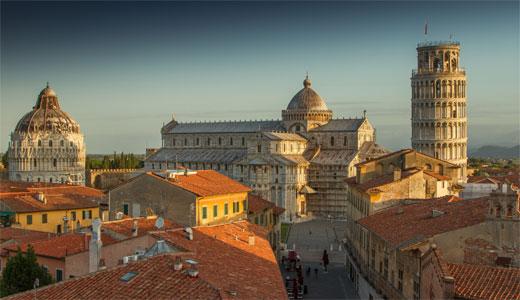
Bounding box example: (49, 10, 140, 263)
(8, 84, 86, 185)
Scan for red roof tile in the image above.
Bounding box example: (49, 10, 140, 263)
(0, 181, 105, 213)
(148, 170, 251, 197)
(102, 216, 182, 239)
(6, 254, 221, 300)
(345, 168, 423, 192)
(4, 233, 90, 258)
(248, 194, 275, 214)
(423, 170, 451, 180)
(0, 227, 53, 244)
(447, 263, 520, 300)
(358, 196, 488, 248)
(154, 221, 287, 300)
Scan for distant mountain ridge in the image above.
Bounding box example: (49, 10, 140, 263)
(469, 145, 520, 159)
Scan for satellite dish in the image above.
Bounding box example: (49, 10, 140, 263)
(155, 217, 164, 230)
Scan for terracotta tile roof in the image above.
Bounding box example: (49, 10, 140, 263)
(467, 176, 501, 184)
(148, 170, 251, 197)
(447, 263, 520, 300)
(354, 149, 414, 167)
(0, 181, 105, 213)
(6, 254, 221, 300)
(345, 168, 423, 192)
(4, 233, 90, 258)
(0, 227, 53, 244)
(102, 216, 182, 239)
(358, 196, 488, 248)
(248, 194, 275, 214)
(423, 170, 451, 180)
(153, 221, 287, 300)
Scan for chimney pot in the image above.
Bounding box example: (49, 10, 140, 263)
(393, 168, 402, 181)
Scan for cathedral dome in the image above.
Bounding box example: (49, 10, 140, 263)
(286, 77, 329, 111)
(14, 84, 81, 134)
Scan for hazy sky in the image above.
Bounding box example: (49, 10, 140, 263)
(1, 1, 518, 153)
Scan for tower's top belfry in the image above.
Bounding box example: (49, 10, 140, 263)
(410, 40, 468, 182)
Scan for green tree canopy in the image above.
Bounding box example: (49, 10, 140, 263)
(0, 245, 53, 297)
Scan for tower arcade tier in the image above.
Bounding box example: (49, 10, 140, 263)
(411, 41, 467, 182)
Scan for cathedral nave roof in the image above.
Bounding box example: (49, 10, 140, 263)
(309, 118, 366, 132)
(146, 148, 246, 164)
(166, 120, 285, 134)
(262, 131, 307, 142)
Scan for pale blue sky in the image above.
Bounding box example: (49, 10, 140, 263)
(1, 1, 518, 153)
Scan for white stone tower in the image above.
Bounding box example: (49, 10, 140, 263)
(411, 41, 467, 182)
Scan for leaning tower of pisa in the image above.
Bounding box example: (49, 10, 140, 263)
(411, 41, 467, 182)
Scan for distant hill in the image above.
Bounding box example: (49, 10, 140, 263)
(469, 145, 520, 159)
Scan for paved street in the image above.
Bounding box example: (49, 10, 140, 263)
(281, 218, 359, 300)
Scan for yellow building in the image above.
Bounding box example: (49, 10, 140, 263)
(0, 181, 104, 233)
(108, 169, 251, 226)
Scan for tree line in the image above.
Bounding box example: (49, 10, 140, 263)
(87, 152, 143, 169)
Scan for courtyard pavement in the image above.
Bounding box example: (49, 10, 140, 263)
(281, 218, 359, 300)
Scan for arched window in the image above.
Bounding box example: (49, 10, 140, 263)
(330, 136, 335, 146)
(33, 159, 37, 167)
(230, 137, 233, 146)
(435, 80, 441, 98)
(506, 205, 513, 218)
(257, 144, 261, 153)
(196, 138, 200, 146)
(49, 140, 53, 147)
(344, 136, 347, 146)
(242, 137, 245, 146)
(184, 138, 188, 146)
(49, 177, 53, 183)
(53, 158, 57, 167)
(60, 140, 64, 147)
(207, 138, 211, 146)
(38, 140, 42, 147)
(218, 137, 222, 145)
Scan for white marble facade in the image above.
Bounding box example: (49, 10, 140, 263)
(146, 77, 387, 219)
(8, 84, 86, 185)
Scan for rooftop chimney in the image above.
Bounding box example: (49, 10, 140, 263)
(393, 168, 402, 181)
(35, 192, 46, 204)
(174, 256, 183, 271)
(248, 235, 255, 246)
(184, 227, 193, 240)
(132, 220, 138, 237)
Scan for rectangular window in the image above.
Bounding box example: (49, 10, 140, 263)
(82, 210, 86, 220)
(202, 207, 208, 219)
(242, 200, 247, 212)
(213, 205, 218, 218)
(224, 203, 229, 215)
(123, 204, 129, 216)
(26, 215, 33, 225)
(56, 269, 63, 282)
(71, 211, 76, 221)
(42, 214, 48, 224)
(88, 210, 92, 219)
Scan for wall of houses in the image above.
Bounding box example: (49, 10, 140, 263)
(109, 174, 196, 226)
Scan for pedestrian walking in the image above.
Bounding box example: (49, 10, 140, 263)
(322, 250, 329, 273)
